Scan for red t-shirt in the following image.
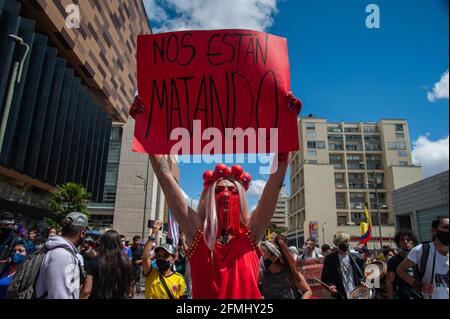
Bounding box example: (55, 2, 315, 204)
(186, 226, 262, 299)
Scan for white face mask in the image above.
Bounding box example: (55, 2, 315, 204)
(292, 254, 298, 260)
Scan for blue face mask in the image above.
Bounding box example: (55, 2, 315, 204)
(11, 252, 26, 264)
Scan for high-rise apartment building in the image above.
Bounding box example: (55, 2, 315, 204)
(287, 117, 423, 248)
(271, 187, 288, 229)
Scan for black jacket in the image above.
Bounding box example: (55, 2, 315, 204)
(321, 251, 365, 299)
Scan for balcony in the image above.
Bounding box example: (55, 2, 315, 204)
(329, 144, 344, 151)
(345, 128, 360, 133)
(350, 202, 365, 210)
(336, 202, 347, 209)
(347, 163, 364, 170)
(365, 144, 382, 151)
(349, 183, 365, 189)
(346, 144, 364, 151)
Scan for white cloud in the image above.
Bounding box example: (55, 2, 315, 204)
(248, 179, 267, 198)
(412, 134, 449, 178)
(144, 0, 280, 33)
(427, 70, 449, 102)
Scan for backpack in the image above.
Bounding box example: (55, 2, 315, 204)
(6, 246, 48, 299)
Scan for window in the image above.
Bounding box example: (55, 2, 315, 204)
(337, 213, 348, 226)
(348, 173, 365, 189)
(372, 213, 390, 225)
(307, 141, 326, 149)
(399, 161, 408, 167)
(307, 150, 317, 157)
(349, 192, 365, 209)
(308, 160, 318, 164)
(369, 192, 387, 209)
(345, 127, 360, 133)
(398, 151, 407, 158)
(336, 192, 347, 209)
(335, 173, 345, 188)
(363, 126, 378, 133)
(351, 213, 367, 225)
(306, 123, 315, 130)
(395, 124, 404, 132)
(330, 154, 344, 169)
(328, 126, 342, 132)
(395, 132, 405, 139)
(368, 173, 384, 189)
(306, 131, 316, 139)
(388, 142, 406, 150)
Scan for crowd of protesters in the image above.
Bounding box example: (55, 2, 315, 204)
(0, 208, 448, 299)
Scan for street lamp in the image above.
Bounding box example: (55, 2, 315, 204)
(136, 156, 150, 240)
(0, 35, 30, 152)
(322, 222, 327, 245)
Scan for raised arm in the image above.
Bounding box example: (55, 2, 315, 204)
(248, 153, 290, 241)
(141, 220, 162, 276)
(149, 155, 202, 245)
(129, 96, 201, 245)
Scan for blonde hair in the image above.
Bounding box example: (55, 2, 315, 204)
(333, 231, 351, 246)
(201, 178, 249, 251)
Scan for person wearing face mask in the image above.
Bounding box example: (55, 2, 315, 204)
(0, 241, 28, 299)
(259, 237, 312, 299)
(34, 212, 89, 299)
(120, 235, 132, 259)
(385, 229, 421, 299)
(321, 231, 365, 299)
(142, 223, 187, 299)
(397, 216, 449, 299)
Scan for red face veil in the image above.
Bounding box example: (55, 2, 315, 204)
(215, 184, 241, 240)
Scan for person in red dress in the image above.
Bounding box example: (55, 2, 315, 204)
(130, 96, 294, 299)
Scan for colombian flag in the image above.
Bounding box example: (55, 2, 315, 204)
(360, 204, 373, 244)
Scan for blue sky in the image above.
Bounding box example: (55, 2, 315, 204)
(144, 0, 449, 210)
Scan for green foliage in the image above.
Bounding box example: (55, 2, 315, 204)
(268, 222, 288, 236)
(47, 183, 91, 225)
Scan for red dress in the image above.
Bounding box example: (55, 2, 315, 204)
(186, 226, 262, 299)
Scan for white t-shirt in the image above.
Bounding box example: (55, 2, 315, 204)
(407, 242, 449, 300)
(301, 248, 323, 260)
(338, 254, 356, 298)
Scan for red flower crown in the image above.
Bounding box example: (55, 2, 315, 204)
(203, 164, 251, 191)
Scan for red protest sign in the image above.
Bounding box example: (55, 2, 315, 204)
(133, 29, 300, 155)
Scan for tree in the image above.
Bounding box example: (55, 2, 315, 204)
(47, 183, 91, 227)
(267, 222, 288, 238)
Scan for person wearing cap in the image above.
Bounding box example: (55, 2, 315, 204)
(142, 221, 187, 299)
(259, 236, 312, 299)
(35, 212, 89, 299)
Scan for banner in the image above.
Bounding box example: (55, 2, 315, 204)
(134, 29, 300, 155)
(309, 221, 319, 241)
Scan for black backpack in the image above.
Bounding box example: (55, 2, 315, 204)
(6, 246, 48, 299)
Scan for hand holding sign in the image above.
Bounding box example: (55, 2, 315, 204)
(133, 29, 301, 155)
